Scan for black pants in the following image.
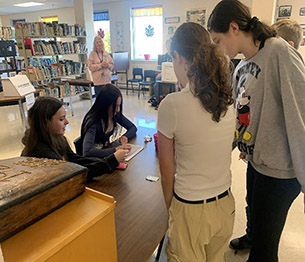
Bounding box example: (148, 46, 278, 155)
(247, 163, 301, 262)
(94, 85, 105, 97)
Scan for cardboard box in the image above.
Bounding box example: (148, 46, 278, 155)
(2, 75, 35, 97)
(161, 62, 177, 83)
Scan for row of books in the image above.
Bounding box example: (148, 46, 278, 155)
(22, 38, 87, 56)
(26, 60, 85, 81)
(28, 57, 57, 67)
(15, 22, 86, 37)
(0, 27, 15, 39)
(37, 84, 87, 98)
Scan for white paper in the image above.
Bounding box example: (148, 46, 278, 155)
(91, 86, 95, 96)
(25, 92, 35, 110)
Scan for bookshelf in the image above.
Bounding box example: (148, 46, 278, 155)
(0, 40, 19, 77)
(14, 22, 88, 102)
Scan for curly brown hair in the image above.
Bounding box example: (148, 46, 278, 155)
(170, 22, 233, 122)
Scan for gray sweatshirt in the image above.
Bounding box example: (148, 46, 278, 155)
(232, 37, 305, 192)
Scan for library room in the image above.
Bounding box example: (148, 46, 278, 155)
(0, 0, 304, 261)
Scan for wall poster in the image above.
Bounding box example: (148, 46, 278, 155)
(186, 8, 206, 27)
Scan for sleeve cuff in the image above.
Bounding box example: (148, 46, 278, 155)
(106, 153, 119, 169)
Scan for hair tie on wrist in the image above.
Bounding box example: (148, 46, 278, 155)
(246, 16, 259, 31)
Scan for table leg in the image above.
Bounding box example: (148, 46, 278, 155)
(155, 235, 165, 261)
(66, 82, 74, 117)
(89, 83, 93, 105)
(18, 100, 27, 130)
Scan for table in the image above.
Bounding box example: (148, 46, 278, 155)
(87, 126, 168, 262)
(0, 94, 28, 129)
(155, 80, 177, 103)
(63, 79, 94, 115)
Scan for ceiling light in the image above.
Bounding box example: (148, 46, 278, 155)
(14, 2, 45, 7)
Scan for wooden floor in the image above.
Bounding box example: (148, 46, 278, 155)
(1, 90, 304, 262)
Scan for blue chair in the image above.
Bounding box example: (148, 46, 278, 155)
(138, 70, 157, 98)
(127, 68, 143, 95)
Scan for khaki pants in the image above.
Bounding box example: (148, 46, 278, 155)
(166, 191, 235, 262)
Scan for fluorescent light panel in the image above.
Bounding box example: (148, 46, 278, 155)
(14, 2, 45, 7)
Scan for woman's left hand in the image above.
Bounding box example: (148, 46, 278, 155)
(119, 136, 128, 144)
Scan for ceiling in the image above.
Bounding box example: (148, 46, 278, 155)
(0, 0, 119, 15)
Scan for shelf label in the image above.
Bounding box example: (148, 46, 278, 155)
(25, 93, 35, 110)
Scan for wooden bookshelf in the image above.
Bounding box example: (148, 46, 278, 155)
(14, 22, 89, 104)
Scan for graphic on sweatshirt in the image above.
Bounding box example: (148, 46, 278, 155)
(235, 78, 251, 141)
(234, 62, 261, 156)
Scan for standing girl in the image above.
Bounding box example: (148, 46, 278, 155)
(157, 22, 235, 261)
(208, 1, 305, 261)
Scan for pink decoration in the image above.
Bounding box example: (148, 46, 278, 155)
(97, 28, 105, 39)
(144, 54, 151, 61)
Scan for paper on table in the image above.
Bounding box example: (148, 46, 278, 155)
(125, 144, 144, 161)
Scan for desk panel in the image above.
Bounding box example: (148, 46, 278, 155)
(88, 127, 168, 262)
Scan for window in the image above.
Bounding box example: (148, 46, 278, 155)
(41, 16, 58, 23)
(131, 6, 163, 60)
(94, 11, 111, 53)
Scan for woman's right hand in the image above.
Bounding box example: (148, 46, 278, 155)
(116, 144, 131, 152)
(114, 149, 128, 163)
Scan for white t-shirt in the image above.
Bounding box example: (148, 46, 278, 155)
(157, 84, 235, 200)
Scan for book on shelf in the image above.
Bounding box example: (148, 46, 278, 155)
(0, 27, 15, 39)
(15, 22, 86, 37)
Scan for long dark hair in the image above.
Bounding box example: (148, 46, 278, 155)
(207, 0, 276, 44)
(170, 22, 233, 122)
(81, 84, 122, 138)
(22, 96, 67, 158)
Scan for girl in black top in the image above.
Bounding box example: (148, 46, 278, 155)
(22, 96, 127, 181)
(81, 84, 137, 158)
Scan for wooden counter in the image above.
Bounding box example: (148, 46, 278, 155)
(2, 188, 117, 262)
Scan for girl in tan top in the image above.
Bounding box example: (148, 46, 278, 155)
(88, 36, 114, 95)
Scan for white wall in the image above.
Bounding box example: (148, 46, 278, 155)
(1, 7, 75, 26)
(95, 0, 253, 53)
(277, 0, 305, 58)
(4, 0, 305, 71)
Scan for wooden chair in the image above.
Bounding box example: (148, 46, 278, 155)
(138, 70, 156, 98)
(127, 68, 143, 95)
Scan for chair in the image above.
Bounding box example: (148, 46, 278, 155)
(127, 68, 143, 95)
(138, 70, 157, 98)
(74, 137, 83, 155)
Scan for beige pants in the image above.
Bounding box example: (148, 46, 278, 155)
(166, 191, 235, 262)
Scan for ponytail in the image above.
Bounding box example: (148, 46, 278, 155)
(170, 22, 233, 122)
(188, 43, 233, 122)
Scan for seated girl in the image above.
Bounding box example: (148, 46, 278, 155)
(21, 96, 127, 181)
(81, 84, 137, 158)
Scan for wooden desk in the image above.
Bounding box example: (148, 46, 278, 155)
(0, 94, 28, 129)
(63, 79, 94, 110)
(2, 188, 117, 262)
(87, 127, 168, 262)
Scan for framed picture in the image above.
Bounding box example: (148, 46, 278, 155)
(168, 26, 177, 35)
(300, 7, 305, 16)
(301, 24, 305, 36)
(165, 17, 180, 24)
(278, 5, 292, 17)
(186, 8, 206, 27)
(300, 38, 305, 47)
